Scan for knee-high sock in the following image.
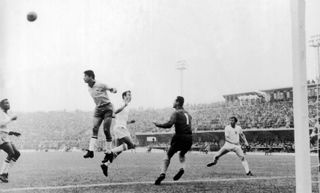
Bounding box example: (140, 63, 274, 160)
(161, 158, 170, 174)
(7, 159, 17, 172)
(0, 159, 10, 174)
(105, 141, 113, 153)
(111, 144, 128, 154)
(241, 160, 250, 173)
(89, 137, 97, 151)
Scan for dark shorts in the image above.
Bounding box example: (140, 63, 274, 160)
(167, 134, 193, 158)
(94, 103, 114, 119)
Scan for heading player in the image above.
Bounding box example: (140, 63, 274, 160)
(153, 96, 193, 185)
(83, 70, 117, 160)
(207, 116, 253, 176)
(0, 99, 21, 183)
(100, 90, 136, 177)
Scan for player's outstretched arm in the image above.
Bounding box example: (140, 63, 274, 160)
(115, 99, 129, 114)
(102, 83, 117, 94)
(240, 133, 249, 146)
(0, 115, 17, 127)
(153, 112, 176, 128)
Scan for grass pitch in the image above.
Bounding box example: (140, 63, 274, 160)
(0, 150, 319, 193)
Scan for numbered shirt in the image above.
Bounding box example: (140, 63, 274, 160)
(156, 108, 192, 135)
(88, 81, 110, 107)
(174, 109, 192, 135)
(224, 125, 243, 144)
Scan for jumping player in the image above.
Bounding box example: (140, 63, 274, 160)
(153, 96, 193, 185)
(83, 70, 117, 160)
(207, 116, 253, 176)
(0, 99, 21, 183)
(100, 90, 136, 177)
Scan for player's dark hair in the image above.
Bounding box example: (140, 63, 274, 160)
(230, 116, 238, 123)
(84, 70, 95, 79)
(122, 90, 131, 99)
(0, 99, 8, 108)
(176, 96, 184, 107)
(0, 99, 8, 104)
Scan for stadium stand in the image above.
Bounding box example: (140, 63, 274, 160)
(8, 85, 320, 152)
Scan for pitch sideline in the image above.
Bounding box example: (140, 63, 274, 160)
(1, 175, 296, 192)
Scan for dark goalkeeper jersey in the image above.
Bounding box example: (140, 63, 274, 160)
(156, 108, 192, 135)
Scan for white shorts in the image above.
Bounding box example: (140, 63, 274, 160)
(113, 126, 130, 139)
(0, 132, 9, 146)
(220, 142, 245, 158)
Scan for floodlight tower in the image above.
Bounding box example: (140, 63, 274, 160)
(176, 60, 187, 96)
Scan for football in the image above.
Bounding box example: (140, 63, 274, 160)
(27, 12, 37, 22)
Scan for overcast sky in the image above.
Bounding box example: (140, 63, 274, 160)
(0, 0, 319, 112)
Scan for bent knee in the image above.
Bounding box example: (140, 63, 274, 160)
(127, 143, 135, 149)
(14, 150, 21, 160)
(7, 151, 15, 160)
(11, 151, 21, 161)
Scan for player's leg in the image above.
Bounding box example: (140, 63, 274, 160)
(102, 136, 133, 164)
(5, 143, 21, 179)
(100, 138, 121, 177)
(112, 138, 123, 158)
(155, 141, 178, 185)
(173, 137, 192, 181)
(84, 116, 103, 158)
(111, 136, 135, 155)
(234, 146, 253, 176)
(0, 142, 15, 183)
(102, 104, 114, 154)
(207, 144, 229, 167)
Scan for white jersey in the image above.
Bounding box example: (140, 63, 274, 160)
(224, 125, 243, 145)
(113, 103, 131, 139)
(0, 109, 11, 145)
(115, 104, 129, 129)
(0, 109, 11, 133)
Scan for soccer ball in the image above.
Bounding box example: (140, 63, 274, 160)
(27, 12, 37, 22)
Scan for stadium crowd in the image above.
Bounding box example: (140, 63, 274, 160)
(6, 99, 319, 150)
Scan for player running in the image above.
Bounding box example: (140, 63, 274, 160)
(153, 96, 193, 185)
(83, 70, 117, 160)
(100, 90, 136, 177)
(207, 116, 253, 176)
(0, 99, 21, 183)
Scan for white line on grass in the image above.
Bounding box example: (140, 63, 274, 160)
(1, 176, 295, 192)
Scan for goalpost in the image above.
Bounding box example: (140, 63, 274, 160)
(290, 0, 312, 192)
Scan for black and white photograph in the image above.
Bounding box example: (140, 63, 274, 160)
(0, 0, 320, 192)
